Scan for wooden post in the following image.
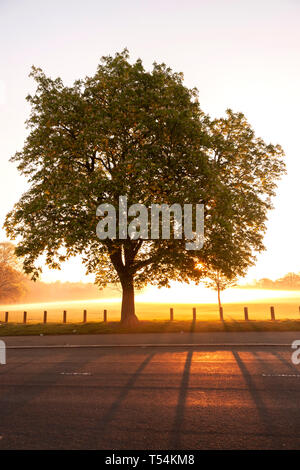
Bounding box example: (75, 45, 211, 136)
(103, 309, 107, 323)
(43, 311, 47, 324)
(219, 306, 223, 321)
(170, 308, 174, 321)
(83, 309, 87, 323)
(5, 312, 8, 323)
(23, 311, 27, 324)
(63, 310, 67, 323)
(270, 306, 275, 321)
(244, 307, 249, 321)
(192, 307, 196, 322)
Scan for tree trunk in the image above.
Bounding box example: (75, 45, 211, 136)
(120, 276, 139, 327)
(217, 286, 222, 318)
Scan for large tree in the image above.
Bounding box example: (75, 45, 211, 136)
(205, 109, 285, 274)
(195, 110, 286, 313)
(4, 51, 285, 325)
(195, 109, 286, 290)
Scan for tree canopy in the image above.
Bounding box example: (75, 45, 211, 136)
(4, 50, 285, 324)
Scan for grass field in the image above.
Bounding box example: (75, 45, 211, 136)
(2, 319, 300, 336)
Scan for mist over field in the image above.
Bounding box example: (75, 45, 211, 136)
(19, 280, 121, 303)
(1, 285, 300, 324)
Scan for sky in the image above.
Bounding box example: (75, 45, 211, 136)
(0, 0, 299, 284)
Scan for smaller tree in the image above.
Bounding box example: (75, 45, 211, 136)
(0, 243, 26, 304)
(203, 268, 237, 319)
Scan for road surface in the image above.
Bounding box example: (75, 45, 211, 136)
(1, 332, 300, 449)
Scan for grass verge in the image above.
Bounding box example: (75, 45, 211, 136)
(1, 319, 300, 336)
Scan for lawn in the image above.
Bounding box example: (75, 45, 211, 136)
(2, 319, 300, 336)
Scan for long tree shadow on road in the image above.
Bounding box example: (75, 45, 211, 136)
(232, 350, 273, 439)
(91, 351, 156, 447)
(169, 349, 193, 449)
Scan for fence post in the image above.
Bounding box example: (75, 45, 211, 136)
(192, 307, 196, 322)
(270, 306, 275, 321)
(170, 308, 174, 321)
(83, 309, 87, 323)
(103, 309, 107, 323)
(219, 306, 223, 321)
(23, 311, 27, 324)
(43, 311, 47, 324)
(5, 312, 8, 323)
(63, 310, 67, 324)
(244, 307, 249, 321)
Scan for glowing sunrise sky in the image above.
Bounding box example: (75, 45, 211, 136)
(0, 0, 299, 284)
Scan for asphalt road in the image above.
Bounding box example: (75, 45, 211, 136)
(3, 330, 300, 347)
(1, 333, 300, 449)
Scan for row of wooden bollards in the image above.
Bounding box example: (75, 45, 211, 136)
(2, 309, 108, 324)
(171, 306, 286, 322)
(214, 306, 276, 321)
(1, 305, 297, 324)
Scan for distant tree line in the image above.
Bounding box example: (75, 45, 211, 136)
(253, 273, 300, 290)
